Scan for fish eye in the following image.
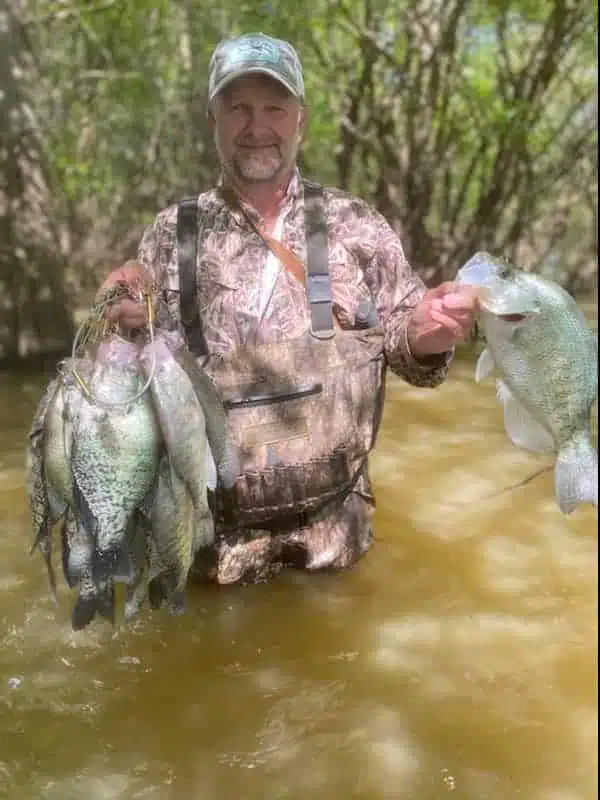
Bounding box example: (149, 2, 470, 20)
(496, 257, 511, 278)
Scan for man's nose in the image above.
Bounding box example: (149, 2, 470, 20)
(241, 108, 270, 134)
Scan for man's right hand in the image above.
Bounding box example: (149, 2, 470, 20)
(97, 260, 151, 331)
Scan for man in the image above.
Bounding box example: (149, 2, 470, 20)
(99, 33, 478, 584)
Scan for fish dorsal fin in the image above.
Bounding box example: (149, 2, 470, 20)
(475, 348, 495, 383)
(496, 380, 555, 453)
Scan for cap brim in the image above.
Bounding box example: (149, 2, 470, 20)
(209, 66, 301, 102)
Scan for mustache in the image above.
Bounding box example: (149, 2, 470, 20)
(234, 138, 281, 148)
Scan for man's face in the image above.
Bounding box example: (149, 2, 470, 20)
(211, 74, 307, 184)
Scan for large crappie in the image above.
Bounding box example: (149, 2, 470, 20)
(70, 335, 161, 583)
(26, 357, 115, 628)
(457, 252, 598, 514)
(139, 330, 237, 551)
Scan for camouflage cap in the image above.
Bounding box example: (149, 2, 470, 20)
(208, 33, 305, 103)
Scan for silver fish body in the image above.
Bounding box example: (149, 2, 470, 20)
(140, 332, 216, 550)
(70, 335, 161, 583)
(25, 357, 92, 596)
(164, 331, 240, 490)
(26, 357, 118, 628)
(457, 252, 598, 514)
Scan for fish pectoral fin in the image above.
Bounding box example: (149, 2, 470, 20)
(46, 485, 68, 525)
(554, 432, 598, 514)
(475, 348, 495, 383)
(496, 380, 555, 453)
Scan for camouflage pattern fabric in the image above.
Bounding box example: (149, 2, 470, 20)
(137, 170, 453, 583)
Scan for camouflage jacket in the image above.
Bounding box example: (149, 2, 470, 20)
(137, 169, 453, 387)
(136, 169, 453, 583)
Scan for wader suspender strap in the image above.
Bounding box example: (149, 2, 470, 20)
(303, 181, 335, 339)
(176, 181, 334, 353)
(177, 196, 208, 358)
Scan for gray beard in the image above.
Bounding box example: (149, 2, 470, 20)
(232, 151, 284, 183)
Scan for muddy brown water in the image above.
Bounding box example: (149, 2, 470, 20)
(0, 343, 597, 799)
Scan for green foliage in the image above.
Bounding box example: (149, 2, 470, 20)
(18, 0, 599, 292)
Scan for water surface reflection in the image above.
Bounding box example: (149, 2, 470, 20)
(0, 354, 597, 799)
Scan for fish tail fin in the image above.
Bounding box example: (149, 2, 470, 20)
(148, 576, 167, 609)
(71, 583, 115, 630)
(554, 431, 598, 514)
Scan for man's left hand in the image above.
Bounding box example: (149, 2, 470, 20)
(407, 281, 480, 359)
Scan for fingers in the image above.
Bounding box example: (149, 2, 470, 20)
(104, 298, 147, 330)
(96, 261, 151, 331)
(99, 261, 150, 294)
(429, 307, 468, 339)
(426, 282, 481, 308)
(428, 293, 477, 339)
(440, 292, 479, 312)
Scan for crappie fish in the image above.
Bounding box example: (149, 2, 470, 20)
(70, 335, 161, 583)
(25, 357, 92, 596)
(168, 337, 240, 490)
(142, 330, 239, 489)
(26, 356, 119, 629)
(139, 331, 234, 550)
(457, 252, 598, 514)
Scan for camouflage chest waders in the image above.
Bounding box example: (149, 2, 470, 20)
(176, 182, 386, 532)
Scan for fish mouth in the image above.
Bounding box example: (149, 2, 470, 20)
(457, 252, 540, 319)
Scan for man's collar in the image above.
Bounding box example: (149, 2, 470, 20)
(217, 167, 302, 214)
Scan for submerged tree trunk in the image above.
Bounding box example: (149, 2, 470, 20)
(0, 1, 74, 363)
